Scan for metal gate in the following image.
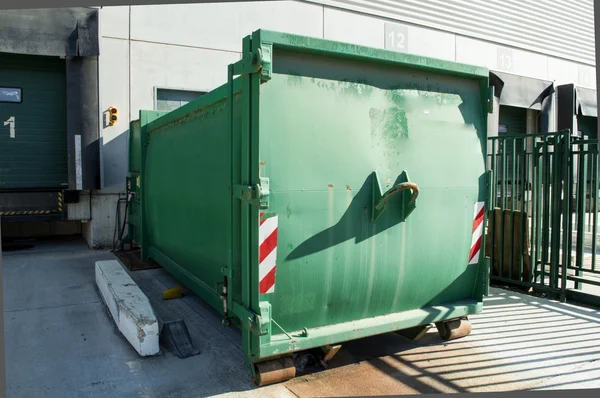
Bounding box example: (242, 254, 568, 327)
(487, 131, 600, 306)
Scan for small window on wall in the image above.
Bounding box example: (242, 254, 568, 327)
(155, 88, 206, 112)
(0, 87, 22, 103)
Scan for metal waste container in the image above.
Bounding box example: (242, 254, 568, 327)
(126, 29, 491, 386)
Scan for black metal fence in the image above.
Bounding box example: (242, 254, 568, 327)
(487, 131, 600, 306)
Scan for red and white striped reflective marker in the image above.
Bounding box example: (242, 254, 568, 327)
(468, 202, 485, 265)
(259, 212, 278, 294)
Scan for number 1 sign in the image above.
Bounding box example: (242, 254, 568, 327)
(3, 117, 15, 139)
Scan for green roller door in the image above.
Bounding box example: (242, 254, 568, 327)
(0, 53, 68, 190)
(498, 105, 527, 180)
(578, 115, 597, 139)
(499, 105, 527, 136)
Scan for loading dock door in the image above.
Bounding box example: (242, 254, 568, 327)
(578, 115, 597, 139)
(498, 105, 530, 179)
(557, 84, 598, 182)
(574, 86, 597, 140)
(0, 52, 68, 190)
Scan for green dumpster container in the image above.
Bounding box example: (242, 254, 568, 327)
(127, 29, 491, 385)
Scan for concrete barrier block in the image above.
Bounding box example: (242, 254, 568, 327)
(95, 260, 160, 356)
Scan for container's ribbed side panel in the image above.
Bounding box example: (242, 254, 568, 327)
(307, 0, 595, 65)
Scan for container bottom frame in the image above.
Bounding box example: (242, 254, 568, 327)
(253, 300, 482, 361)
(145, 246, 483, 384)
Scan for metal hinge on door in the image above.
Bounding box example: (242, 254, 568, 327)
(258, 43, 272, 81)
(231, 43, 272, 82)
(233, 177, 270, 209)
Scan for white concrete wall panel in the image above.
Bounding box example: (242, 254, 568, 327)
(67, 193, 91, 220)
(499, 48, 548, 81)
(100, 38, 130, 193)
(129, 41, 240, 119)
(87, 193, 124, 248)
(457, 36, 549, 81)
(578, 64, 597, 90)
(401, 24, 455, 62)
(548, 57, 580, 87)
(455, 36, 497, 71)
(323, 8, 383, 48)
(324, 9, 456, 61)
(100, 6, 130, 39)
(307, 0, 596, 66)
(129, 1, 324, 53)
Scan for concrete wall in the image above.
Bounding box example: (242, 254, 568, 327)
(1, 221, 82, 239)
(311, 0, 596, 66)
(87, 1, 597, 248)
(68, 191, 124, 249)
(322, 8, 596, 87)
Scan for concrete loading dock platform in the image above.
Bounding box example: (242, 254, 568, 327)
(3, 238, 599, 398)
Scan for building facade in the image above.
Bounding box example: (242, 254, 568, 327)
(0, 1, 596, 247)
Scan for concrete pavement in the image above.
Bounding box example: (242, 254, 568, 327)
(277, 291, 600, 395)
(3, 237, 599, 397)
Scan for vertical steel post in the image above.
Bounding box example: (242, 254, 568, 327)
(532, 139, 539, 284)
(593, 144, 599, 272)
(560, 133, 570, 301)
(550, 138, 561, 291)
(489, 140, 497, 278)
(500, 141, 507, 278)
(509, 139, 516, 281)
(567, 135, 575, 292)
(541, 138, 550, 284)
(576, 139, 586, 290)
(519, 138, 527, 282)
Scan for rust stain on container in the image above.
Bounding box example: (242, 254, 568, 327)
(328, 184, 334, 188)
(346, 185, 351, 191)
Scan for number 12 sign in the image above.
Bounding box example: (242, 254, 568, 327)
(385, 23, 408, 52)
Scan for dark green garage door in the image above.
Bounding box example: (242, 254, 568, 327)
(578, 115, 597, 140)
(498, 105, 528, 179)
(0, 52, 68, 190)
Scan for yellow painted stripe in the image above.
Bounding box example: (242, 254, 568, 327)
(0, 209, 61, 215)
